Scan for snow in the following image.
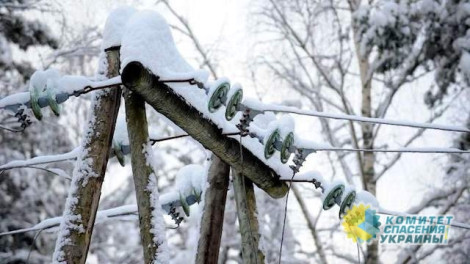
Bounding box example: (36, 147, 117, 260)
(207, 77, 229, 95)
(263, 120, 281, 145)
(101, 6, 137, 50)
(175, 164, 206, 198)
(119, 9, 295, 179)
(117, 9, 469, 205)
(321, 179, 345, 202)
(0, 73, 120, 112)
(120, 10, 209, 82)
(459, 51, 470, 79)
(55, 76, 90, 94)
(30, 69, 61, 92)
(294, 137, 332, 150)
(355, 190, 380, 208)
(0, 148, 80, 170)
(45, 74, 120, 95)
(248, 123, 268, 139)
(277, 115, 295, 137)
(91, 76, 122, 87)
(159, 191, 180, 206)
(45, 168, 72, 180)
(143, 141, 169, 263)
(147, 173, 170, 264)
(256, 103, 470, 133)
(0, 92, 30, 109)
(0, 189, 199, 237)
(113, 114, 129, 145)
(0, 35, 12, 65)
(343, 185, 355, 197)
(281, 170, 324, 182)
(52, 89, 105, 264)
(252, 109, 277, 126)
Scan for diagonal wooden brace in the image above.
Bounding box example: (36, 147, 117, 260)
(121, 62, 288, 198)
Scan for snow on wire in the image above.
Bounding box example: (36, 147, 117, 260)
(0, 71, 469, 134)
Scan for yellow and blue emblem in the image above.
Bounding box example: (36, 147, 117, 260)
(342, 204, 381, 243)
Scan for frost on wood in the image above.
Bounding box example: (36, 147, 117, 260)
(232, 170, 264, 263)
(52, 13, 126, 262)
(143, 142, 169, 263)
(195, 156, 230, 264)
(124, 68, 169, 264)
(52, 48, 121, 263)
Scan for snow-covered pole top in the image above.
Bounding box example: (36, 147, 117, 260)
(117, 9, 288, 198)
(101, 7, 136, 50)
(120, 10, 209, 83)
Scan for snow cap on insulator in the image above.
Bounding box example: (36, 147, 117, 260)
(30, 69, 61, 92)
(321, 179, 345, 210)
(175, 164, 207, 198)
(354, 190, 379, 209)
(277, 115, 295, 137)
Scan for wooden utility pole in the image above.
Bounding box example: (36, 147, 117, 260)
(232, 170, 265, 264)
(53, 47, 121, 264)
(124, 85, 167, 263)
(121, 62, 288, 199)
(195, 156, 230, 264)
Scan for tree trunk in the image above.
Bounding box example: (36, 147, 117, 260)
(124, 88, 167, 263)
(232, 169, 265, 264)
(353, 30, 378, 264)
(53, 47, 121, 264)
(121, 62, 288, 198)
(292, 185, 328, 264)
(195, 156, 230, 264)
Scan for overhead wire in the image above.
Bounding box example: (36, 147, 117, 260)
(256, 106, 470, 133)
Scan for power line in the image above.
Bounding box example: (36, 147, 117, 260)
(312, 147, 470, 154)
(149, 131, 240, 145)
(1, 134, 467, 174)
(249, 104, 470, 133)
